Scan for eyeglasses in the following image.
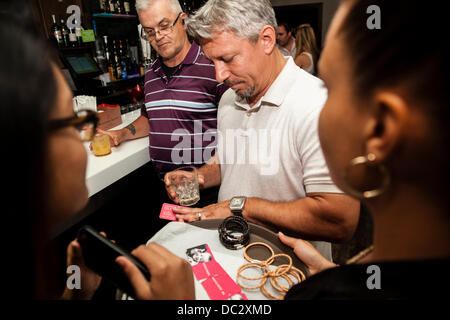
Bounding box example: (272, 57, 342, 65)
(141, 12, 182, 41)
(48, 110, 99, 142)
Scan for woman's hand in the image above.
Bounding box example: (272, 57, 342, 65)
(278, 232, 337, 276)
(61, 238, 102, 300)
(116, 243, 195, 300)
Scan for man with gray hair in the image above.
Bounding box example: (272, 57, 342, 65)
(100, 0, 228, 208)
(166, 0, 360, 259)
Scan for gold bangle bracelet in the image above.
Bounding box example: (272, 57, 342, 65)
(243, 242, 275, 264)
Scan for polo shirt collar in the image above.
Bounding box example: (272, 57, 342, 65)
(151, 40, 201, 76)
(183, 40, 202, 65)
(234, 57, 297, 110)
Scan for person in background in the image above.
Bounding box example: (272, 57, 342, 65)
(99, 0, 228, 207)
(276, 22, 296, 57)
(294, 23, 319, 75)
(164, 0, 360, 261)
(118, 0, 449, 299)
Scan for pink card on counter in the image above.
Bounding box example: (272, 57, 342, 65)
(186, 244, 248, 300)
(201, 273, 248, 300)
(159, 203, 185, 221)
(192, 258, 224, 281)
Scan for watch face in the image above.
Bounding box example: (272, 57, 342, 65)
(231, 198, 242, 207)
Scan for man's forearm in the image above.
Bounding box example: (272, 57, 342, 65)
(120, 115, 149, 141)
(198, 154, 221, 189)
(243, 194, 360, 242)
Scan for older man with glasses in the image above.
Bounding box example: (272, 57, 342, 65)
(100, 0, 228, 208)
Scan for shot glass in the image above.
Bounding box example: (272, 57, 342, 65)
(169, 166, 200, 206)
(92, 134, 111, 156)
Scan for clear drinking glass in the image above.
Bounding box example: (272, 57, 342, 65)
(169, 166, 200, 206)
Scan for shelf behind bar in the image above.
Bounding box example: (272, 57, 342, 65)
(92, 13, 137, 19)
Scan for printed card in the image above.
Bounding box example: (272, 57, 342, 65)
(186, 244, 223, 281)
(185, 244, 248, 300)
(201, 273, 248, 300)
(159, 203, 185, 221)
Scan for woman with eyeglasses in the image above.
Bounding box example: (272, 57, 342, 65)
(0, 17, 104, 298)
(0, 12, 193, 299)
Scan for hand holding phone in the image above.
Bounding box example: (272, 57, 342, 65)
(77, 225, 150, 298)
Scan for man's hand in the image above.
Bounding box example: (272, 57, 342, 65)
(116, 243, 195, 300)
(89, 128, 125, 151)
(278, 232, 337, 276)
(172, 200, 232, 222)
(164, 170, 205, 204)
(95, 128, 125, 148)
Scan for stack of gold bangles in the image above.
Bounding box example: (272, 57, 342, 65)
(236, 242, 306, 300)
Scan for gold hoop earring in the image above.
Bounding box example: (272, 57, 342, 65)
(342, 153, 391, 199)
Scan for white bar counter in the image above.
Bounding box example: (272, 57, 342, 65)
(52, 111, 151, 238)
(84, 111, 150, 197)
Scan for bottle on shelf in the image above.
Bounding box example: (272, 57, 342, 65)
(93, 21, 106, 72)
(99, 0, 108, 13)
(120, 39, 130, 79)
(108, 0, 116, 13)
(112, 40, 122, 79)
(123, 1, 131, 15)
(69, 28, 77, 47)
(51, 14, 63, 47)
(104, 36, 116, 82)
(74, 18, 83, 46)
(115, 0, 123, 14)
(60, 18, 70, 47)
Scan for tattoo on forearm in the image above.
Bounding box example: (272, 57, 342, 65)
(125, 124, 136, 136)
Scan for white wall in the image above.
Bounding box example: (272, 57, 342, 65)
(270, 0, 340, 45)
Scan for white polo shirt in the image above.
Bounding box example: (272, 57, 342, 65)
(216, 57, 341, 259)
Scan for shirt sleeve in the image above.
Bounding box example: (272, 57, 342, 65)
(297, 108, 343, 194)
(140, 102, 148, 118)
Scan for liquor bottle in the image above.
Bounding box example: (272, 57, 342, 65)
(108, 0, 115, 13)
(104, 36, 116, 81)
(115, 0, 123, 14)
(93, 22, 106, 72)
(112, 40, 122, 79)
(60, 18, 70, 47)
(115, 56, 122, 80)
(99, 0, 108, 13)
(108, 57, 116, 82)
(119, 39, 129, 79)
(74, 19, 83, 46)
(51, 14, 63, 47)
(69, 28, 77, 47)
(103, 35, 110, 62)
(123, 1, 131, 15)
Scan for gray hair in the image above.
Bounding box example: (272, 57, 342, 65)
(186, 0, 278, 42)
(135, 0, 182, 14)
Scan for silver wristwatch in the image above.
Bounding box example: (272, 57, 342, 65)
(229, 196, 246, 217)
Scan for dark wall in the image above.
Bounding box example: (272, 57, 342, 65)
(274, 3, 323, 50)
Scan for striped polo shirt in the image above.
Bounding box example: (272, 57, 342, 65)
(142, 41, 228, 178)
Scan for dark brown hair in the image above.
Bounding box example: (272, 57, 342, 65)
(339, 0, 448, 197)
(0, 15, 58, 298)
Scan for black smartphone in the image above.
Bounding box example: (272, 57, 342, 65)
(77, 225, 150, 298)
